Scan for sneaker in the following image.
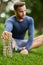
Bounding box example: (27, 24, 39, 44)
(2, 32, 12, 57)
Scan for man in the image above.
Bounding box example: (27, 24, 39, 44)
(2, 2, 43, 54)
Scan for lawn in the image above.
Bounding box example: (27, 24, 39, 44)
(0, 23, 43, 65)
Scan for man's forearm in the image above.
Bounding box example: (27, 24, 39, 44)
(25, 35, 34, 50)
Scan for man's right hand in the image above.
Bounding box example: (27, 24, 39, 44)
(1, 31, 12, 39)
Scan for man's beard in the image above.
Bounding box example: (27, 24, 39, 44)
(18, 15, 25, 19)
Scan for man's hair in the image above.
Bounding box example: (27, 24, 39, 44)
(14, 2, 25, 10)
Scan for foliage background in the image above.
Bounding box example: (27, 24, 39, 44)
(0, 0, 43, 65)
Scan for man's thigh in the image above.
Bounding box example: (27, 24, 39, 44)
(30, 35, 43, 49)
(12, 38, 27, 51)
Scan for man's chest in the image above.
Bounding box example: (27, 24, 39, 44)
(13, 21, 28, 32)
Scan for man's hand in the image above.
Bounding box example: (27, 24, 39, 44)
(20, 49, 28, 54)
(1, 31, 12, 39)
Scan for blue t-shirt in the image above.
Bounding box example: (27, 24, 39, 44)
(4, 15, 34, 50)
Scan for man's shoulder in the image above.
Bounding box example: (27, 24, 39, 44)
(25, 16, 34, 23)
(5, 15, 16, 22)
(25, 16, 34, 20)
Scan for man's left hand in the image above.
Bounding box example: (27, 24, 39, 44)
(20, 49, 28, 54)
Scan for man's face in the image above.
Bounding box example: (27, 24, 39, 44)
(15, 5, 26, 19)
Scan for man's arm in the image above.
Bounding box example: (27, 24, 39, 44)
(25, 17, 34, 50)
(20, 17, 34, 54)
(4, 20, 13, 32)
(1, 20, 13, 39)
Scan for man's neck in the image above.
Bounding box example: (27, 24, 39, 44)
(16, 16, 24, 22)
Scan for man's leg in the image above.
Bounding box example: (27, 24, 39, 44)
(12, 39, 27, 51)
(12, 35, 43, 53)
(12, 38, 19, 51)
(30, 35, 43, 50)
(2, 32, 12, 57)
(20, 35, 43, 54)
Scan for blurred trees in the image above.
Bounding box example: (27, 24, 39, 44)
(0, 0, 14, 23)
(21, 0, 43, 34)
(0, 0, 43, 34)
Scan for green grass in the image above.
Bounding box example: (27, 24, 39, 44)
(0, 23, 43, 65)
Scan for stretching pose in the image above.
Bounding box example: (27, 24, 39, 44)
(2, 2, 43, 54)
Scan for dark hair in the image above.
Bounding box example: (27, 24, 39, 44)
(14, 2, 25, 10)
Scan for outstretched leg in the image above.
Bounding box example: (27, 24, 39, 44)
(2, 32, 12, 57)
(30, 35, 43, 50)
